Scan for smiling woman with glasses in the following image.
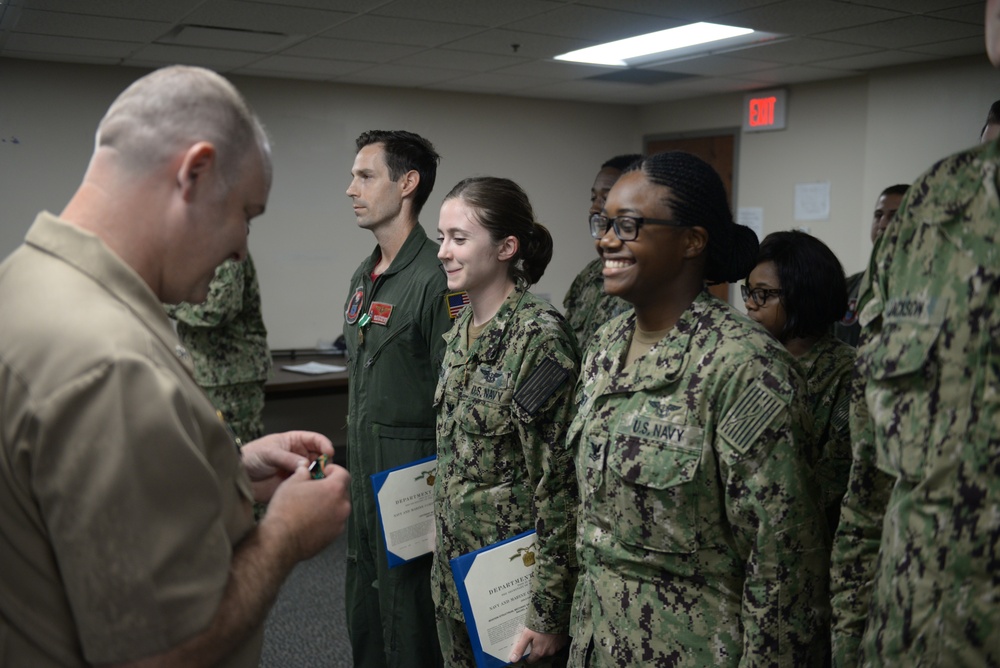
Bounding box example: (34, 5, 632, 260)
(569, 151, 829, 667)
(744, 230, 853, 536)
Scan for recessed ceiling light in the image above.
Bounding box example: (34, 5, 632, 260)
(555, 22, 757, 67)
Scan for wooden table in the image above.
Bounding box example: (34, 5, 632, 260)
(264, 351, 350, 463)
(266, 352, 349, 397)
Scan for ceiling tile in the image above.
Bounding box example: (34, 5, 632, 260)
(236, 54, 369, 77)
(319, 14, 482, 47)
(503, 4, 679, 42)
(335, 62, 466, 86)
(373, 0, 564, 27)
(818, 15, 982, 49)
(732, 37, 880, 64)
(404, 48, 529, 72)
(124, 43, 264, 71)
(718, 0, 903, 34)
(648, 54, 784, 77)
(903, 35, 986, 57)
(282, 36, 424, 63)
(3, 32, 137, 58)
(443, 28, 590, 59)
(13, 9, 169, 42)
(183, 0, 354, 35)
(573, 0, 778, 22)
(813, 49, 940, 71)
(12, 0, 204, 21)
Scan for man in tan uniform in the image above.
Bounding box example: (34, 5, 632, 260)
(0, 65, 351, 667)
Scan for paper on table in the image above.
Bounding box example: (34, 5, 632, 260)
(282, 361, 346, 374)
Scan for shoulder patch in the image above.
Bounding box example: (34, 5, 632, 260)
(514, 356, 570, 416)
(831, 393, 850, 434)
(447, 291, 469, 319)
(718, 382, 785, 455)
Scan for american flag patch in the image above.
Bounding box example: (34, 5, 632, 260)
(718, 382, 785, 454)
(447, 291, 470, 319)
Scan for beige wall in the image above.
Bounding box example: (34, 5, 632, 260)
(639, 54, 999, 281)
(3, 54, 999, 347)
(1, 59, 640, 348)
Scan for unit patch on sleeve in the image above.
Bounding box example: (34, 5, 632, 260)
(345, 285, 364, 324)
(514, 356, 570, 417)
(718, 382, 785, 455)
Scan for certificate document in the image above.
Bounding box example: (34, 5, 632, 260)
(450, 530, 538, 668)
(370, 455, 437, 568)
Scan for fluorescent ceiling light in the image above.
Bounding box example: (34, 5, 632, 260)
(555, 22, 756, 67)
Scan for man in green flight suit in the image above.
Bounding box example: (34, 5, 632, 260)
(342, 130, 452, 668)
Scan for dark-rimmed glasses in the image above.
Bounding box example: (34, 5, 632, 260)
(740, 283, 783, 308)
(589, 213, 691, 241)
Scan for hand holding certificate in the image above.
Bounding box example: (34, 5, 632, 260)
(450, 531, 538, 668)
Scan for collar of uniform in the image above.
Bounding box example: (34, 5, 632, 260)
(598, 290, 714, 395)
(25, 212, 192, 372)
(443, 282, 530, 365)
(362, 223, 432, 278)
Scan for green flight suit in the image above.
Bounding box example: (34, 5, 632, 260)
(343, 224, 453, 668)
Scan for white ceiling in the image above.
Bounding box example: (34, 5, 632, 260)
(0, 0, 987, 105)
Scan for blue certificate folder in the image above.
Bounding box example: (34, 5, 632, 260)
(371, 455, 437, 568)
(451, 530, 538, 668)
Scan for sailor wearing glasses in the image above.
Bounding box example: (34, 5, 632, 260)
(568, 152, 829, 667)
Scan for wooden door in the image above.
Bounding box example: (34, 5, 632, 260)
(644, 133, 737, 301)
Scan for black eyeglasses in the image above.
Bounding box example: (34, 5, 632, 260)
(740, 283, 783, 308)
(589, 213, 691, 241)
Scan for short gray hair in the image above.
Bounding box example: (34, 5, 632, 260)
(97, 65, 271, 188)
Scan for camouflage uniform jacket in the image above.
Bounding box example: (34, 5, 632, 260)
(799, 332, 854, 534)
(165, 255, 271, 388)
(563, 257, 630, 352)
(432, 285, 581, 634)
(569, 291, 829, 667)
(830, 140, 1000, 666)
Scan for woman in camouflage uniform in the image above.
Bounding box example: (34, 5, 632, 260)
(743, 230, 854, 534)
(433, 177, 580, 667)
(569, 152, 830, 666)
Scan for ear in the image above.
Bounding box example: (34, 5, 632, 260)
(176, 142, 217, 202)
(497, 235, 519, 262)
(683, 226, 709, 259)
(399, 169, 420, 199)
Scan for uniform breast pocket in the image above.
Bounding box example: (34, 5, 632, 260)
(606, 425, 704, 554)
(866, 319, 943, 481)
(455, 396, 517, 484)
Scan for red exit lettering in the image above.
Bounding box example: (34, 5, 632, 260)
(749, 96, 776, 127)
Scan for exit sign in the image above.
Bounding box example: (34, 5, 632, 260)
(742, 89, 787, 132)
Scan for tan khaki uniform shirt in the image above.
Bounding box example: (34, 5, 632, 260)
(0, 214, 259, 666)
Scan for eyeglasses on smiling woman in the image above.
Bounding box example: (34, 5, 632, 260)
(740, 283, 783, 308)
(589, 213, 692, 241)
